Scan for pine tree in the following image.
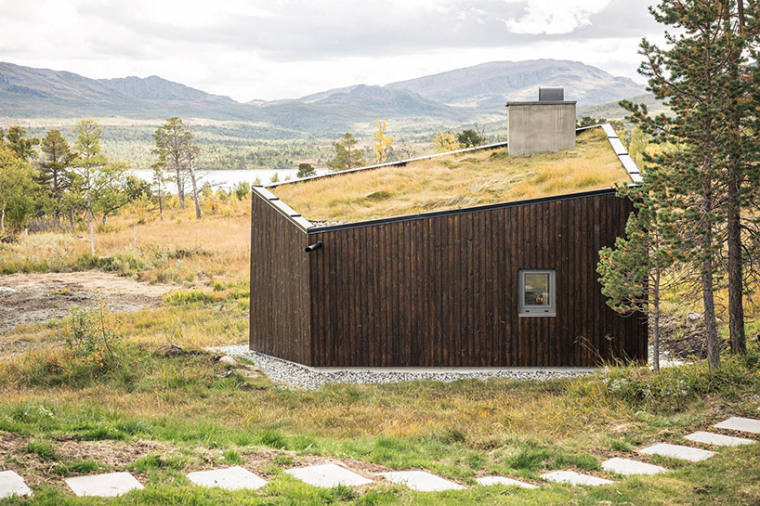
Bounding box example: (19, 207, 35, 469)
(39, 129, 74, 218)
(297, 163, 316, 178)
(598, 163, 679, 372)
(327, 133, 366, 171)
(2, 126, 39, 161)
(722, 0, 760, 355)
(622, 0, 760, 370)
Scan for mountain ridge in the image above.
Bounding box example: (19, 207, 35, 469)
(0, 60, 647, 135)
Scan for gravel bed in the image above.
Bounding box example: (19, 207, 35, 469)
(217, 345, 595, 390)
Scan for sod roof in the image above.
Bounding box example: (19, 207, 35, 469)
(271, 127, 632, 225)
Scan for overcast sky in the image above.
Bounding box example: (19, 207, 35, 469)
(1, 0, 662, 102)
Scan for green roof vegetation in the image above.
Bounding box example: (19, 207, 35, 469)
(273, 128, 630, 224)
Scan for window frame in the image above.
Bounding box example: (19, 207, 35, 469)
(519, 269, 556, 317)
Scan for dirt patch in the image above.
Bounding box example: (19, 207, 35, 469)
(0, 431, 386, 491)
(0, 271, 175, 334)
(656, 312, 711, 360)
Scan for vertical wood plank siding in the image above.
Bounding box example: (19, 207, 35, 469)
(304, 192, 646, 367)
(249, 192, 311, 364)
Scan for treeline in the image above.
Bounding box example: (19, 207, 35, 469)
(0, 121, 149, 245)
(0, 118, 254, 247)
(23, 122, 333, 171)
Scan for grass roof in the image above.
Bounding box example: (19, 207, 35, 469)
(272, 128, 629, 224)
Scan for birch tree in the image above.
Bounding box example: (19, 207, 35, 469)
(153, 118, 202, 218)
(72, 119, 108, 255)
(0, 145, 37, 235)
(372, 120, 394, 163)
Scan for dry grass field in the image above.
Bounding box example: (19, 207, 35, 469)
(0, 188, 759, 505)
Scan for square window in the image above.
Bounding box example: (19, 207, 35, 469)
(519, 270, 556, 317)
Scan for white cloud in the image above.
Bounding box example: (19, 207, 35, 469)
(505, 0, 613, 35)
(0, 0, 659, 101)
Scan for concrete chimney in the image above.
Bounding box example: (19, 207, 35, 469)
(506, 88, 576, 157)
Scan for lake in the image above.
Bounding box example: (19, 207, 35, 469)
(130, 168, 327, 192)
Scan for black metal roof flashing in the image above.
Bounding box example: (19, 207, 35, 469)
(253, 123, 642, 234)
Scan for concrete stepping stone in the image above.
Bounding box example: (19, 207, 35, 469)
(285, 463, 372, 488)
(638, 443, 715, 462)
(378, 471, 466, 492)
(714, 416, 760, 435)
(541, 471, 613, 486)
(476, 476, 537, 489)
(602, 457, 667, 476)
(0, 471, 32, 499)
(187, 466, 267, 490)
(686, 431, 754, 447)
(65, 471, 144, 497)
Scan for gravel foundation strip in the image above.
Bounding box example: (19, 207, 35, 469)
(217, 346, 595, 390)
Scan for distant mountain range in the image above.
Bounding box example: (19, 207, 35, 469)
(0, 59, 648, 134)
(387, 60, 645, 110)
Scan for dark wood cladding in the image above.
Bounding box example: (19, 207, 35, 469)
(305, 191, 646, 367)
(249, 192, 311, 364)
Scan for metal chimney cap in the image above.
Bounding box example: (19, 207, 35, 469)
(539, 88, 564, 101)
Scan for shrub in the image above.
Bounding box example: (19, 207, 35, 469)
(233, 181, 251, 200)
(65, 302, 124, 372)
(599, 347, 760, 412)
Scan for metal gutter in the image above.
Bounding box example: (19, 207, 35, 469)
(601, 123, 643, 184)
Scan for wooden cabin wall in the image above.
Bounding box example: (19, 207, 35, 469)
(249, 192, 312, 364)
(306, 192, 647, 367)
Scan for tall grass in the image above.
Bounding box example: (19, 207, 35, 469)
(0, 196, 252, 286)
(274, 129, 626, 223)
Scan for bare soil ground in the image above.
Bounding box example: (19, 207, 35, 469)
(0, 271, 175, 334)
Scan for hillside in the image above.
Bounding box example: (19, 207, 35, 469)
(0, 195, 758, 505)
(386, 59, 646, 110)
(1, 60, 648, 135)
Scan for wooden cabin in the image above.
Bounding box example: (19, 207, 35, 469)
(249, 97, 647, 368)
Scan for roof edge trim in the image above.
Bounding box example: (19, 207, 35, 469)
(306, 187, 619, 234)
(252, 185, 313, 232)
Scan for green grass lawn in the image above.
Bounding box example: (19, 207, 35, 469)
(1, 204, 759, 504)
(1, 296, 759, 504)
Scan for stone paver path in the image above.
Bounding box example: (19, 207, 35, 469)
(541, 470, 613, 486)
(65, 472, 144, 497)
(685, 431, 755, 447)
(476, 476, 537, 489)
(378, 471, 466, 492)
(0, 471, 32, 499)
(187, 466, 268, 490)
(714, 416, 760, 435)
(638, 443, 715, 462)
(8, 414, 759, 499)
(285, 463, 373, 488)
(602, 457, 667, 476)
